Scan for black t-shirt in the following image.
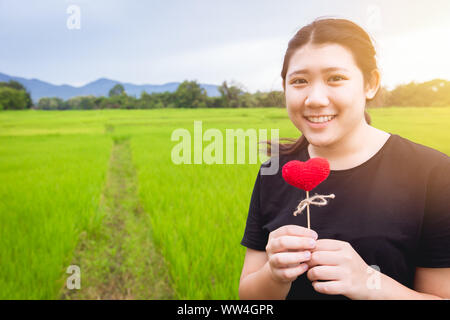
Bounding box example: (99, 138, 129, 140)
(241, 133, 450, 300)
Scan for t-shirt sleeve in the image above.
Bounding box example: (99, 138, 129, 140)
(416, 156, 450, 268)
(240, 168, 269, 251)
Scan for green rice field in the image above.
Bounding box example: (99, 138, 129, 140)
(0, 107, 449, 299)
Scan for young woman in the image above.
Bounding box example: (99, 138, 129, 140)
(239, 18, 450, 300)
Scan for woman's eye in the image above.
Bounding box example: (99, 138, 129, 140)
(329, 75, 345, 82)
(292, 79, 307, 84)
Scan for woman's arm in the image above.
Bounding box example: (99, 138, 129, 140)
(414, 267, 450, 299)
(238, 249, 292, 300)
(239, 225, 318, 299)
(306, 239, 450, 299)
(363, 268, 449, 300)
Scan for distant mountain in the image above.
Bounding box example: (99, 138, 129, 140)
(0, 72, 220, 102)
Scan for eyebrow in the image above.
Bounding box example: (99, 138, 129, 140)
(287, 67, 349, 78)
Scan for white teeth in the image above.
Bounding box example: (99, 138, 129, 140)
(306, 115, 335, 123)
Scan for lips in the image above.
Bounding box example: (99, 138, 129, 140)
(304, 115, 337, 129)
(304, 115, 337, 124)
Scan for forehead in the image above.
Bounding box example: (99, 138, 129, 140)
(287, 43, 358, 74)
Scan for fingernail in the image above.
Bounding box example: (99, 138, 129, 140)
(309, 239, 316, 247)
(312, 231, 318, 240)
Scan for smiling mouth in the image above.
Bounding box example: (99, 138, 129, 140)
(304, 115, 337, 123)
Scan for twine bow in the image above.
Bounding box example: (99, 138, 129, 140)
(293, 193, 336, 216)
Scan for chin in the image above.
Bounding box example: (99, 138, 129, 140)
(305, 134, 336, 148)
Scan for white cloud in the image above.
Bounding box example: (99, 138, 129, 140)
(144, 36, 290, 92)
(376, 25, 450, 89)
(145, 24, 450, 92)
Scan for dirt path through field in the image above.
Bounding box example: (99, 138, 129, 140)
(60, 136, 173, 299)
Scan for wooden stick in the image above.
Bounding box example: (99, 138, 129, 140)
(306, 190, 310, 229)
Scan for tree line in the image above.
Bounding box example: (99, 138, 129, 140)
(0, 79, 449, 111)
(33, 81, 286, 110)
(0, 80, 32, 110)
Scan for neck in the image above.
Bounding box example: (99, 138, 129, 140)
(308, 120, 374, 161)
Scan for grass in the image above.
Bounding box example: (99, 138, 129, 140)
(60, 136, 173, 299)
(0, 106, 448, 299)
(0, 134, 111, 299)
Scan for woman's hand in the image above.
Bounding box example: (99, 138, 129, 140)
(306, 239, 372, 299)
(265, 225, 318, 283)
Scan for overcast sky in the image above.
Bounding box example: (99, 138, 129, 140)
(1, 0, 449, 92)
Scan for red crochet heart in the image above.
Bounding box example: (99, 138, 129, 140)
(282, 158, 330, 191)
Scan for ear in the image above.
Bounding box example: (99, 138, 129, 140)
(365, 69, 381, 100)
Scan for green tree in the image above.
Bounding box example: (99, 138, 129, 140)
(2, 80, 25, 91)
(174, 80, 207, 108)
(0, 81, 32, 109)
(252, 90, 285, 108)
(37, 97, 64, 110)
(123, 95, 138, 109)
(108, 84, 125, 97)
(0, 87, 29, 110)
(383, 79, 450, 107)
(159, 91, 177, 108)
(139, 91, 162, 109)
(93, 96, 107, 109)
(205, 96, 223, 108)
(65, 96, 96, 110)
(218, 81, 244, 108)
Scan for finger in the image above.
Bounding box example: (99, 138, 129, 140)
(269, 251, 311, 268)
(312, 281, 344, 295)
(269, 225, 318, 242)
(312, 239, 346, 252)
(307, 265, 342, 282)
(273, 263, 309, 282)
(267, 235, 316, 253)
(308, 250, 342, 267)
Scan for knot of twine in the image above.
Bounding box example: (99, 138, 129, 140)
(293, 193, 336, 216)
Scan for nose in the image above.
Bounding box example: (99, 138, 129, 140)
(304, 82, 330, 108)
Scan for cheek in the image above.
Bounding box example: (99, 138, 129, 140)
(285, 90, 303, 110)
(285, 90, 307, 126)
(285, 92, 301, 121)
(332, 87, 366, 118)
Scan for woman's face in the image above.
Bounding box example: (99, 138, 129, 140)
(284, 42, 373, 148)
